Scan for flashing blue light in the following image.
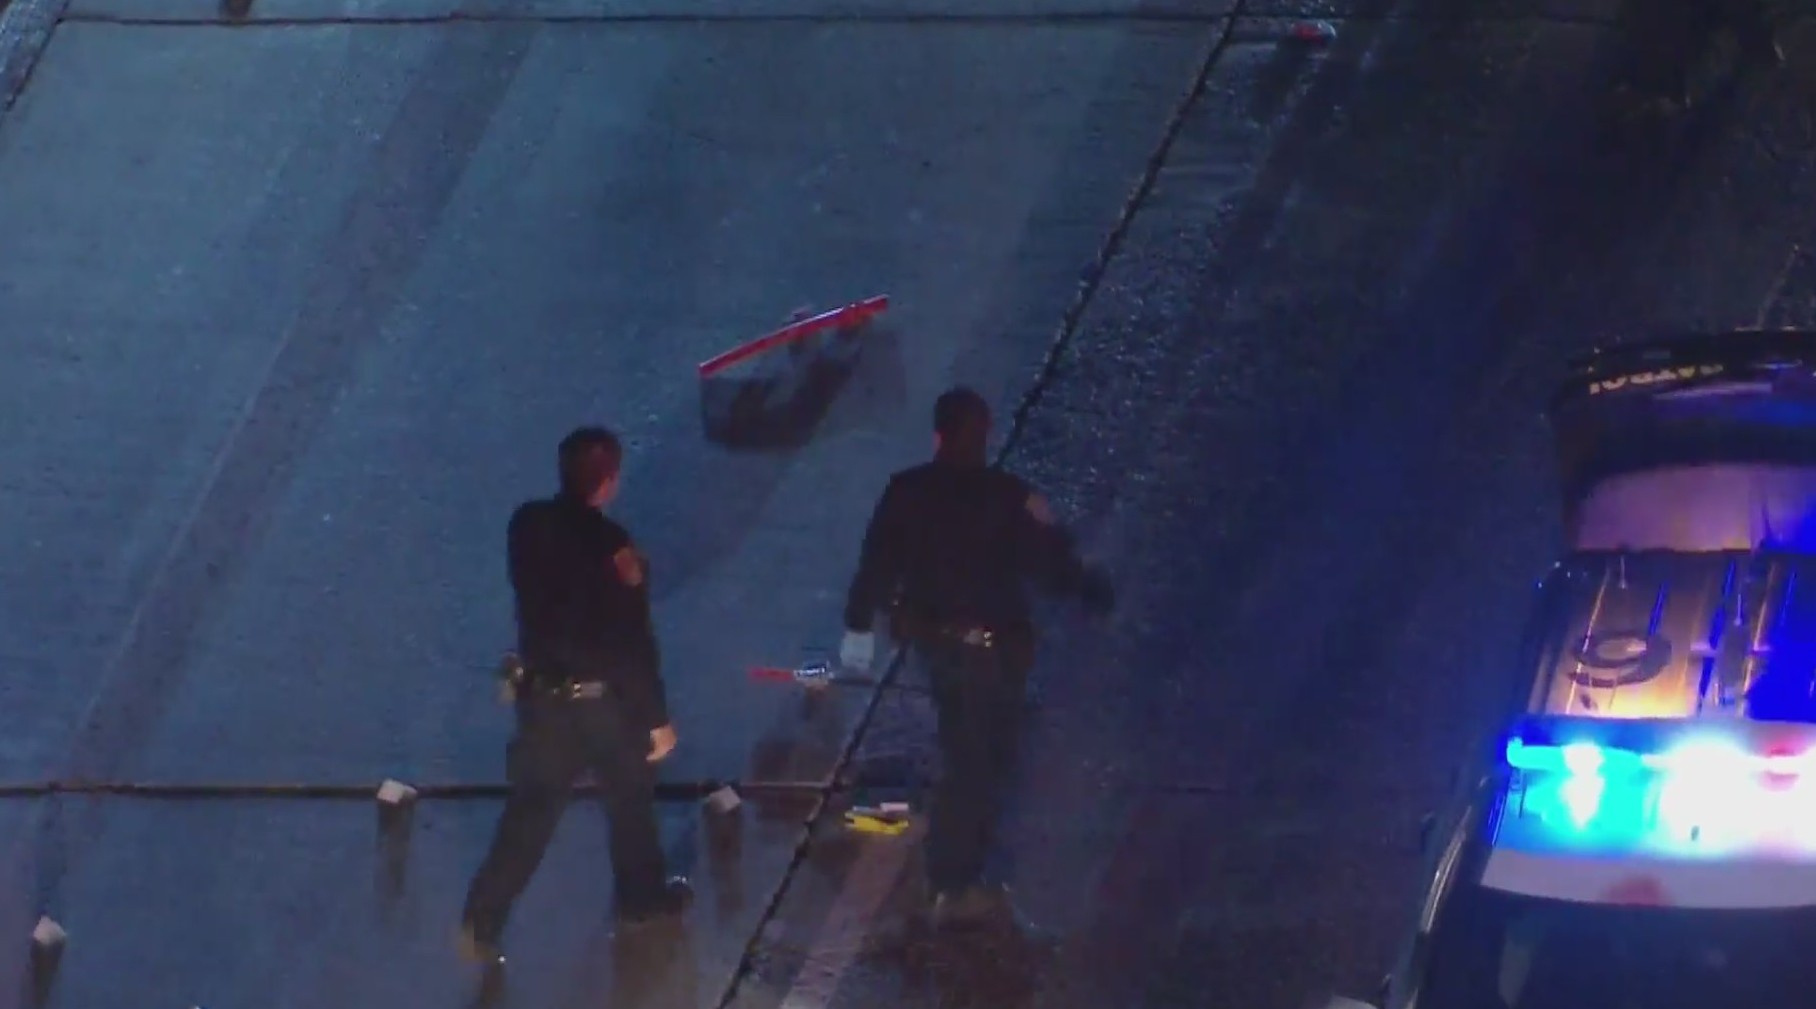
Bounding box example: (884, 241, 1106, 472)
(1558, 773, 1605, 827)
(1505, 736, 1810, 777)
(1497, 732, 1816, 859)
(1505, 737, 1645, 775)
(1561, 742, 1602, 775)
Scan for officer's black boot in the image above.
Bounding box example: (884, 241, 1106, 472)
(615, 876, 693, 927)
(929, 885, 1000, 929)
(1735, 1, 1789, 66)
(457, 913, 506, 966)
(982, 882, 1055, 940)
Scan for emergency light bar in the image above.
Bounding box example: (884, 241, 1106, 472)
(1492, 716, 1816, 862)
(1502, 714, 1816, 773)
(1505, 737, 1816, 778)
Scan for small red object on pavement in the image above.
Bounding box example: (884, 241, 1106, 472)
(749, 662, 833, 683)
(1288, 20, 1335, 44)
(697, 295, 890, 378)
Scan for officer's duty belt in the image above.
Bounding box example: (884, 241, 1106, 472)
(951, 627, 994, 648)
(892, 610, 1013, 650)
(915, 621, 995, 648)
(531, 678, 607, 700)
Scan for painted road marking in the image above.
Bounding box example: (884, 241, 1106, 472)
(778, 818, 926, 1009)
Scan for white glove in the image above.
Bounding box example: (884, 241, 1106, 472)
(839, 631, 875, 673)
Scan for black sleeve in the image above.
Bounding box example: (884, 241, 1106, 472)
(843, 476, 908, 633)
(622, 593, 669, 732)
(612, 535, 671, 732)
(617, 641, 669, 732)
(1011, 480, 1091, 597)
(506, 505, 550, 619)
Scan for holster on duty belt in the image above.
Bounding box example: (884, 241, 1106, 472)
(888, 607, 1034, 659)
(495, 652, 612, 701)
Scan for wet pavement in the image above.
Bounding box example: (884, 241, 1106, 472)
(19, 796, 809, 1007)
(744, 5, 1816, 1009)
(3, 0, 1816, 1008)
(0, 1, 1211, 1006)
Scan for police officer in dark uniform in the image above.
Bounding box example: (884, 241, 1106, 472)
(839, 387, 1113, 927)
(1609, 0, 1793, 115)
(459, 426, 691, 964)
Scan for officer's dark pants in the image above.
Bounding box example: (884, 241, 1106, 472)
(463, 690, 666, 936)
(1617, 0, 1779, 99)
(919, 632, 1034, 896)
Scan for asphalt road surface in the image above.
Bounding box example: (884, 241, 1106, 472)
(3, 0, 1815, 1007)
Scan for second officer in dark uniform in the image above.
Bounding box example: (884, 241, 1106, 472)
(459, 426, 690, 964)
(1609, 0, 1793, 115)
(839, 386, 1113, 927)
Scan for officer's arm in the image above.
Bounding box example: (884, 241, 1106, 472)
(1014, 487, 1091, 595)
(611, 541, 672, 732)
(843, 478, 908, 633)
(506, 506, 551, 614)
(618, 633, 670, 732)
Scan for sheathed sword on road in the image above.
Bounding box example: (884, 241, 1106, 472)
(748, 661, 927, 694)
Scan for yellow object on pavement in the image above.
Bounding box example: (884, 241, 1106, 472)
(844, 810, 910, 836)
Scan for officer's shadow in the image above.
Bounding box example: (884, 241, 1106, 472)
(597, 917, 700, 1006)
(462, 917, 699, 1009)
(698, 319, 906, 451)
(626, 316, 908, 598)
(857, 914, 1056, 1009)
(458, 802, 733, 1008)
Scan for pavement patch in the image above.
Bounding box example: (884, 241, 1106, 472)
(30, 23, 538, 915)
(0, 0, 67, 113)
(0, 5, 1256, 1008)
(776, 817, 926, 1009)
(1247, 0, 1623, 18)
(14, 797, 814, 1007)
(65, 0, 1239, 23)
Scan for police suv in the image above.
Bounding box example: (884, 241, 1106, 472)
(1324, 330, 1816, 1009)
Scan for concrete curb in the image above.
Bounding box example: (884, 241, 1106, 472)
(0, 0, 69, 114)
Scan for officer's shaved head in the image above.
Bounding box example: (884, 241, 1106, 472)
(558, 426, 623, 505)
(933, 387, 990, 464)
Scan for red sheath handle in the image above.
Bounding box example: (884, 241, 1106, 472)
(749, 666, 795, 682)
(697, 295, 889, 378)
